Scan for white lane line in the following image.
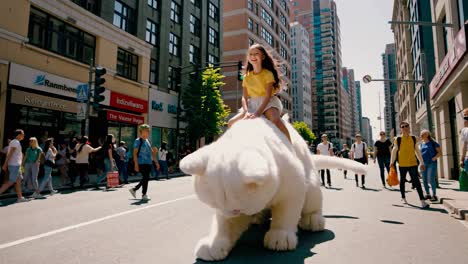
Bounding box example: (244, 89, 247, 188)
(0, 195, 196, 250)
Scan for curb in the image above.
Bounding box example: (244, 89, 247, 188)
(441, 197, 468, 222)
(0, 172, 188, 201)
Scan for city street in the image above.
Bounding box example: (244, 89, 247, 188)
(1, 162, 467, 264)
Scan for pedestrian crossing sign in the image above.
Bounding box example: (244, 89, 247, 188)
(76, 84, 88, 102)
(77, 103, 86, 120)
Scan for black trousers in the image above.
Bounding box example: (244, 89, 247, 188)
(68, 160, 78, 184)
(134, 164, 152, 195)
(398, 166, 424, 200)
(320, 169, 331, 185)
(76, 163, 89, 186)
(354, 158, 367, 186)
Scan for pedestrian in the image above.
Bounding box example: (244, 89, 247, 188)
(96, 134, 118, 188)
(0, 129, 28, 203)
(0, 139, 11, 185)
(350, 134, 368, 188)
(227, 43, 291, 142)
(419, 129, 441, 201)
(22, 137, 42, 193)
(316, 134, 334, 187)
(157, 141, 169, 180)
(31, 138, 58, 198)
(373, 131, 392, 188)
(56, 142, 69, 187)
(116, 141, 128, 184)
(75, 136, 101, 188)
(66, 137, 78, 187)
(129, 124, 157, 201)
(460, 108, 468, 172)
(390, 121, 429, 209)
(339, 143, 350, 178)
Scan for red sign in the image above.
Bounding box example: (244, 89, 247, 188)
(107, 110, 144, 125)
(430, 24, 467, 98)
(110, 91, 147, 113)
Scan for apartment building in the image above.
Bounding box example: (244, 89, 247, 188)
(382, 43, 398, 136)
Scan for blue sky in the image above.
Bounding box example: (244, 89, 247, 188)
(334, 0, 395, 139)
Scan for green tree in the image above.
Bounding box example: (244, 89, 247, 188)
(292, 121, 316, 143)
(181, 66, 230, 146)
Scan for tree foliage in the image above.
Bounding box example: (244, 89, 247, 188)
(292, 121, 316, 143)
(181, 66, 230, 146)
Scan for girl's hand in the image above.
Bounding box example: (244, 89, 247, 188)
(248, 113, 259, 119)
(432, 157, 437, 161)
(243, 112, 253, 119)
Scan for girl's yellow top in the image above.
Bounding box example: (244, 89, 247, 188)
(242, 69, 275, 97)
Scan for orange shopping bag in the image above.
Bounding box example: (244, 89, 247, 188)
(106, 171, 120, 188)
(387, 165, 399, 186)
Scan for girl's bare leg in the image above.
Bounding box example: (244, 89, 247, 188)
(227, 111, 246, 128)
(264, 108, 291, 142)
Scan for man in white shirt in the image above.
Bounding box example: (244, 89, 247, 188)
(350, 133, 368, 188)
(0, 129, 28, 203)
(317, 134, 334, 187)
(461, 108, 468, 171)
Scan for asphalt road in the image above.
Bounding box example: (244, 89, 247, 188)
(1, 162, 467, 264)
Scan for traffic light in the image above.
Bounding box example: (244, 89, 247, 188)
(93, 67, 106, 109)
(237, 61, 243, 81)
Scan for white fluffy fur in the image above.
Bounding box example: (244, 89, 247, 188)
(180, 117, 367, 261)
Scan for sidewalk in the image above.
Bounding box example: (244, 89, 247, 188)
(0, 170, 188, 201)
(437, 179, 468, 222)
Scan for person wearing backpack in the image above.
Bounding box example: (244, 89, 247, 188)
(316, 134, 334, 187)
(129, 124, 158, 201)
(419, 129, 442, 201)
(373, 131, 393, 188)
(350, 134, 368, 188)
(390, 121, 429, 209)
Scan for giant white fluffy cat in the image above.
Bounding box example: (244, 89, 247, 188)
(180, 117, 367, 261)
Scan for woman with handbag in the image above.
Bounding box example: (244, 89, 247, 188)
(31, 138, 57, 198)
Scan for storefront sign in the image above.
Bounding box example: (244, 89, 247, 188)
(430, 24, 468, 98)
(109, 91, 147, 113)
(10, 89, 78, 113)
(107, 110, 144, 125)
(148, 89, 183, 129)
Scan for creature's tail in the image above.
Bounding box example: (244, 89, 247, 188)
(311, 155, 368, 175)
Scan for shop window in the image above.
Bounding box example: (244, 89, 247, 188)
(28, 7, 96, 65)
(108, 122, 137, 151)
(117, 48, 139, 81)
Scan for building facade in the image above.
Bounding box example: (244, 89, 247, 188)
(223, 0, 292, 115)
(355, 80, 363, 133)
(291, 0, 344, 146)
(290, 22, 312, 128)
(382, 43, 398, 136)
(429, 0, 468, 180)
(361, 117, 373, 146)
(0, 0, 223, 155)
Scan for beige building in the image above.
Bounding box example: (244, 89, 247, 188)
(429, 0, 468, 180)
(0, 0, 152, 147)
(223, 0, 292, 115)
(391, 0, 418, 136)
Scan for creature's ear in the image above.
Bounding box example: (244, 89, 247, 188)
(179, 148, 208, 176)
(238, 150, 270, 188)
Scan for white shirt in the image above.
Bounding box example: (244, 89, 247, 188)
(75, 144, 96, 164)
(7, 139, 23, 166)
(317, 142, 333, 156)
(461, 127, 468, 157)
(159, 149, 168, 161)
(351, 142, 367, 159)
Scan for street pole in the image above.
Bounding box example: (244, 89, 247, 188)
(378, 91, 383, 131)
(421, 52, 434, 134)
(85, 59, 93, 136)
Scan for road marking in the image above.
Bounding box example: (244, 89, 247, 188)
(0, 194, 196, 250)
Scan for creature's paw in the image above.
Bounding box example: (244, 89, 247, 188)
(195, 236, 232, 261)
(264, 229, 297, 251)
(299, 213, 325, 232)
(251, 210, 270, 225)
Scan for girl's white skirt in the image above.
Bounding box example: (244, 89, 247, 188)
(240, 96, 283, 114)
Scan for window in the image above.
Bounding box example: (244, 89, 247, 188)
(113, 0, 135, 34)
(249, 39, 254, 46)
(208, 27, 218, 45)
(280, 29, 287, 42)
(145, 20, 158, 45)
(169, 32, 180, 56)
(280, 13, 287, 27)
(71, 0, 100, 15)
(117, 48, 138, 81)
(264, 0, 273, 9)
(261, 8, 273, 27)
(168, 66, 180, 90)
(191, 0, 201, 8)
(189, 44, 200, 64)
(248, 0, 253, 10)
(280, 46, 287, 60)
(150, 59, 158, 84)
(170, 1, 181, 23)
(254, 3, 259, 15)
(209, 2, 219, 21)
(261, 27, 273, 46)
(190, 15, 201, 36)
(248, 18, 253, 31)
(147, 0, 158, 9)
(28, 7, 95, 65)
(208, 54, 218, 65)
